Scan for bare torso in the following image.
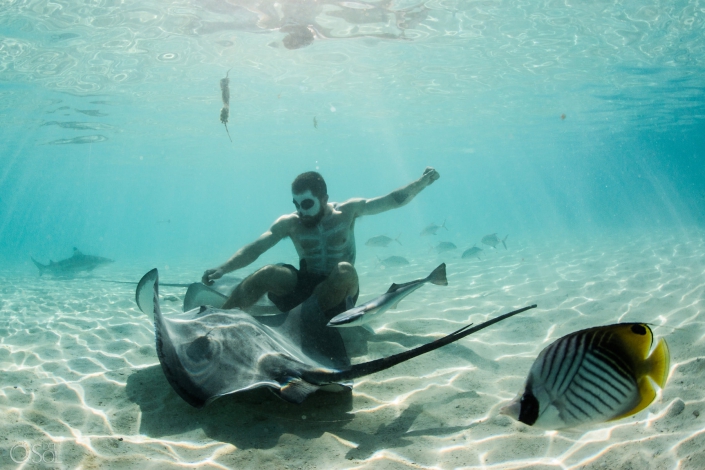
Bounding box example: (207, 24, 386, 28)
(285, 202, 356, 275)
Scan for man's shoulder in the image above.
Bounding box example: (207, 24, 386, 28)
(335, 198, 365, 213)
(271, 213, 298, 235)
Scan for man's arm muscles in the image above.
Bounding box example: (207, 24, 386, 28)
(218, 217, 290, 273)
(352, 167, 440, 217)
(202, 216, 292, 285)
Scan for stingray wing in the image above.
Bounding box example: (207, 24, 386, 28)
(183, 283, 228, 311)
(136, 269, 352, 407)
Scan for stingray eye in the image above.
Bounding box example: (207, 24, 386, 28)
(631, 324, 647, 335)
(518, 391, 540, 426)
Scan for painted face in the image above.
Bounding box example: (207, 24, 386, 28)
(292, 190, 322, 218)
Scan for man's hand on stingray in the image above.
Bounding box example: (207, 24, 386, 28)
(422, 167, 440, 186)
(202, 268, 224, 286)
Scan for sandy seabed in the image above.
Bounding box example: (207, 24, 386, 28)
(1, 229, 705, 469)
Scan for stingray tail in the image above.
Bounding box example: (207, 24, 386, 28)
(305, 304, 537, 384)
(502, 235, 508, 250)
(224, 123, 232, 142)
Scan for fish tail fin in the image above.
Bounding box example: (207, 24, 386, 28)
(31, 257, 46, 276)
(646, 338, 670, 388)
(427, 263, 448, 286)
(502, 235, 508, 250)
(395, 233, 402, 246)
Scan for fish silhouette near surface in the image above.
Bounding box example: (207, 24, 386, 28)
(46, 135, 108, 145)
(481, 233, 508, 249)
(501, 323, 670, 430)
(420, 220, 447, 236)
(365, 234, 402, 247)
(32, 247, 114, 276)
(378, 255, 410, 267)
(328, 263, 447, 328)
(135, 267, 537, 407)
(462, 245, 483, 260)
(42, 121, 115, 131)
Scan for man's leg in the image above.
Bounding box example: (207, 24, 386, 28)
(222, 264, 297, 310)
(312, 262, 359, 316)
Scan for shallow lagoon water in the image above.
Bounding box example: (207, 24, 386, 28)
(2, 231, 705, 468)
(1, 0, 705, 468)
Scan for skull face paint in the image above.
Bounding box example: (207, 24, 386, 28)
(293, 190, 322, 219)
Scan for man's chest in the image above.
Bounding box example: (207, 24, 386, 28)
(293, 215, 354, 250)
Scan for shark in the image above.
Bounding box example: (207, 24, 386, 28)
(327, 263, 448, 328)
(135, 267, 536, 407)
(31, 247, 114, 276)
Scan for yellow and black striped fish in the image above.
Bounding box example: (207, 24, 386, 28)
(501, 323, 670, 429)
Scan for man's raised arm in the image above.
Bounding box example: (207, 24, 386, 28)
(201, 216, 291, 285)
(347, 167, 440, 217)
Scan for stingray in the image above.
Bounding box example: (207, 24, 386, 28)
(135, 268, 537, 408)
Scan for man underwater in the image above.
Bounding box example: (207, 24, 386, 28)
(202, 167, 441, 318)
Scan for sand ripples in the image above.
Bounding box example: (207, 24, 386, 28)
(1, 230, 705, 468)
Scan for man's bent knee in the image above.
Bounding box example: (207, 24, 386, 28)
(243, 264, 296, 294)
(331, 262, 357, 283)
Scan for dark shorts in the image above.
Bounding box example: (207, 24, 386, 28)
(267, 262, 359, 316)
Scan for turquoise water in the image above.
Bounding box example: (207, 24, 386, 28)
(1, 0, 705, 468)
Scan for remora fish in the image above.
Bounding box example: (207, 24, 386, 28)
(462, 245, 483, 260)
(220, 69, 232, 142)
(31, 247, 114, 276)
(420, 220, 447, 236)
(501, 323, 670, 430)
(365, 234, 402, 247)
(481, 233, 508, 249)
(136, 267, 537, 407)
(328, 263, 448, 328)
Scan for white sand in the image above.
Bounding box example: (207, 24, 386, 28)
(1, 229, 704, 469)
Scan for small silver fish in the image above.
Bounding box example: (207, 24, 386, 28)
(365, 234, 402, 248)
(433, 242, 457, 254)
(378, 256, 410, 267)
(481, 233, 507, 249)
(420, 220, 447, 236)
(462, 245, 483, 260)
(328, 264, 447, 328)
(501, 323, 670, 430)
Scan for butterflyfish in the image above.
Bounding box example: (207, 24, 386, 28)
(501, 323, 670, 429)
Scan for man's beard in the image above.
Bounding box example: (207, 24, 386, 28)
(300, 208, 325, 227)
